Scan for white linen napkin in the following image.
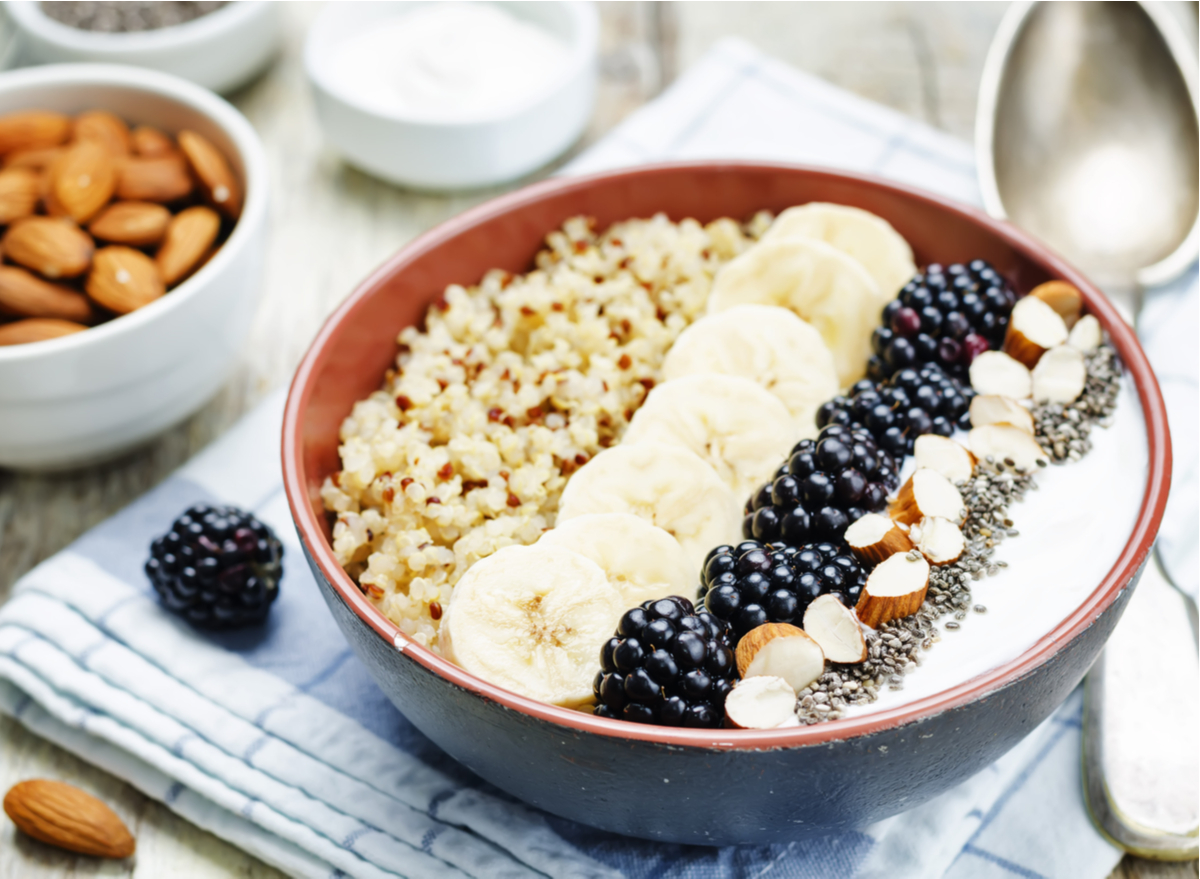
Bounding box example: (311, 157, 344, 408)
(6, 37, 1189, 879)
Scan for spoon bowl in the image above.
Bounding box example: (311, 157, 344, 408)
(977, 1, 1198, 295)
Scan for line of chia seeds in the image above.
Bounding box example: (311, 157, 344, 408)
(796, 339, 1120, 724)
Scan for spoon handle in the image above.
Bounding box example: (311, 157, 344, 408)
(1081, 549, 1199, 859)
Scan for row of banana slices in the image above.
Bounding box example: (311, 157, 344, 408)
(442, 203, 917, 708)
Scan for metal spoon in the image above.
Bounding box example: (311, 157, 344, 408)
(976, 0, 1199, 859)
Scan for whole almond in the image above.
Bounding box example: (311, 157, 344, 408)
(87, 246, 163, 313)
(0, 111, 71, 155)
(116, 155, 193, 203)
(157, 205, 220, 286)
(131, 125, 176, 158)
(3, 217, 94, 279)
(0, 317, 88, 345)
(73, 109, 131, 155)
(0, 167, 40, 224)
(53, 141, 117, 223)
(4, 145, 64, 171)
(3, 780, 134, 857)
(178, 130, 241, 219)
(0, 265, 95, 322)
(90, 201, 171, 246)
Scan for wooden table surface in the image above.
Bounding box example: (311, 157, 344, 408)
(0, 3, 1194, 877)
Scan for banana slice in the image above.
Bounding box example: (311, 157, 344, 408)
(661, 304, 837, 437)
(760, 202, 915, 304)
(539, 512, 695, 605)
(707, 237, 880, 385)
(442, 543, 623, 707)
(557, 440, 740, 573)
(623, 374, 795, 500)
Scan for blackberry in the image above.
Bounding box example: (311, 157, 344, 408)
(701, 540, 866, 638)
(145, 504, 283, 629)
(593, 596, 737, 728)
(817, 362, 973, 458)
(744, 423, 896, 545)
(876, 260, 1015, 380)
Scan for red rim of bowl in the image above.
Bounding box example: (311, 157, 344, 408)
(282, 160, 1172, 750)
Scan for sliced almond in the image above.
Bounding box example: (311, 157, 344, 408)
(178, 130, 241, 219)
(855, 552, 930, 628)
(845, 513, 913, 567)
(913, 434, 976, 484)
(969, 424, 1049, 472)
(1030, 280, 1082, 328)
(73, 110, 131, 156)
(802, 593, 867, 663)
(1068, 314, 1103, 353)
(969, 394, 1034, 434)
(735, 622, 826, 693)
(890, 468, 965, 526)
(52, 141, 117, 223)
(0, 265, 95, 322)
(3, 779, 135, 858)
(0, 167, 40, 224)
(969, 350, 1032, 399)
(1032, 344, 1086, 404)
(0, 111, 71, 155)
(116, 156, 193, 203)
(724, 676, 800, 729)
(131, 125, 177, 158)
(4, 145, 63, 171)
(2, 217, 94, 279)
(0, 317, 88, 345)
(157, 205, 220, 287)
(1002, 295, 1069, 368)
(86, 246, 164, 314)
(89, 201, 171, 246)
(914, 516, 965, 565)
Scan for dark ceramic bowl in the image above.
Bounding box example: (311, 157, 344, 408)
(282, 162, 1171, 845)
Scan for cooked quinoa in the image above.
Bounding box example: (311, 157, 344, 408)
(321, 213, 766, 651)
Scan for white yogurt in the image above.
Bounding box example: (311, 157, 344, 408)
(846, 376, 1147, 716)
(323, 3, 570, 122)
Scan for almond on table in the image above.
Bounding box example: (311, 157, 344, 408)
(3, 779, 135, 858)
(157, 205, 220, 286)
(2, 216, 94, 279)
(87, 245, 164, 314)
(89, 201, 172, 246)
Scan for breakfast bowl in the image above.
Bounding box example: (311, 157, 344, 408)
(303, 1, 598, 190)
(282, 162, 1170, 844)
(0, 63, 268, 470)
(4, 1, 281, 94)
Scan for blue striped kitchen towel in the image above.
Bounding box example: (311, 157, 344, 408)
(5, 37, 1189, 879)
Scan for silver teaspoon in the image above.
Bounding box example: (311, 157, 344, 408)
(976, 0, 1199, 859)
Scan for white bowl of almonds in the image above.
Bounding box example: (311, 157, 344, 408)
(0, 63, 267, 470)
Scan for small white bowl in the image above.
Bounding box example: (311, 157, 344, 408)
(0, 64, 268, 471)
(304, 1, 598, 191)
(4, 2, 281, 94)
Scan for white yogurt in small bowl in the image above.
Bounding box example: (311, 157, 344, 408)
(304, 1, 598, 190)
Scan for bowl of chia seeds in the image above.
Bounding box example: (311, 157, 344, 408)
(4, 1, 281, 94)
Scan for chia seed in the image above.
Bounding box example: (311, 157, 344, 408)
(41, 2, 226, 33)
